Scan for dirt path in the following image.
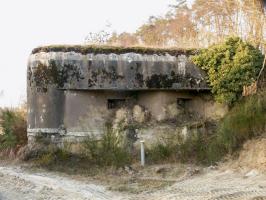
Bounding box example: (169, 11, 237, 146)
(141, 169, 266, 200)
(0, 165, 266, 200)
(0, 165, 126, 200)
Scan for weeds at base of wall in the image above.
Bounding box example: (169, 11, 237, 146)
(25, 146, 77, 168)
(189, 92, 266, 165)
(24, 124, 213, 169)
(26, 126, 132, 170)
(206, 92, 266, 163)
(145, 132, 214, 165)
(146, 143, 177, 164)
(0, 108, 27, 152)
(27, 135, 209, 170)
(4, 93, 266, 168)
(146, 91, 266, 165)
(82, 126, 132, 167)
(160, 92, 266, 165)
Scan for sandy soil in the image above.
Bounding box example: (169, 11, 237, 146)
(0, 164, 266, 200)
(0, 165, 125, 200)
(140, 169, 266, 200)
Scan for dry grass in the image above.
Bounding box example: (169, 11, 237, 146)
(32, 44, 198, 56)
(0, 107, 27, 151)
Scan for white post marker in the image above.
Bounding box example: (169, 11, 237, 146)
(140, 140, 145, 166)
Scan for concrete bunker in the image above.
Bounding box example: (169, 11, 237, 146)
(27, 45, 226, 145)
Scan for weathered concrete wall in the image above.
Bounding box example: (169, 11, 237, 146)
(28, 52, 209, 91)
(137, 91, 191, 121)
(137, 91, 227, 121)
(27, 86, 65, 142)
(28, 89, 227, 143)
(28, 90, 227, 142)
(63, 90, 136, 138)
(63, 90, 201, 133)
(188, 96, 228, 120)
(27, 47, 215, 144)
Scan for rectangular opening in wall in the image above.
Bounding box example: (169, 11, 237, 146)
(177, 98, 192, 110)
(107, 99, 126, 109)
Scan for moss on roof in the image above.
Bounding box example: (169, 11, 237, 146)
(32, 45, 199, 56)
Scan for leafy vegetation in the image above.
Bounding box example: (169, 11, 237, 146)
(206, 92, 266, 162)
(28, 126, 131, 169)
(28, 145, 75, 167)
(145, 132, 212, 165)
(146, 141, 177, 163)
(0, 108, 27, 150)
(192, 37, 264, 105)
(82, 126, 131, 167)
(146, 91, 266, 165)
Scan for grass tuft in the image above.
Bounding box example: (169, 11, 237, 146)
(0, 108, 27, 150)
(32, 45, 198, 56)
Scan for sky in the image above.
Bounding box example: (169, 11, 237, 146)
(0, 0, 187, 107)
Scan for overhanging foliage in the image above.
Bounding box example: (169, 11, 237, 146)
(192, 37, 264, 105)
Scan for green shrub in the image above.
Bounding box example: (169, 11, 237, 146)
(82, 127, 131, 167)
(177, 132, 216, 164)
(35, 149, 55, 166)
(30, 145, 74, 167)
(146, 142, 177, 163)
(147, 93, 266, 165)
(202, 93, 266, 164)
(0, 109, 27, 150)
(146, 133, 211, 164)
(169, 93, 266, 165)
(192, 37, 264, 105)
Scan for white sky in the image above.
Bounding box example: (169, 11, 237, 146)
(0, 0, 186, 107)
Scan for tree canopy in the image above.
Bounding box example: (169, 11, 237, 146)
(100, 0, 265, 49)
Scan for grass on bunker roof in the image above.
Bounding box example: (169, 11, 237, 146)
(32, 45, 199, 56)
